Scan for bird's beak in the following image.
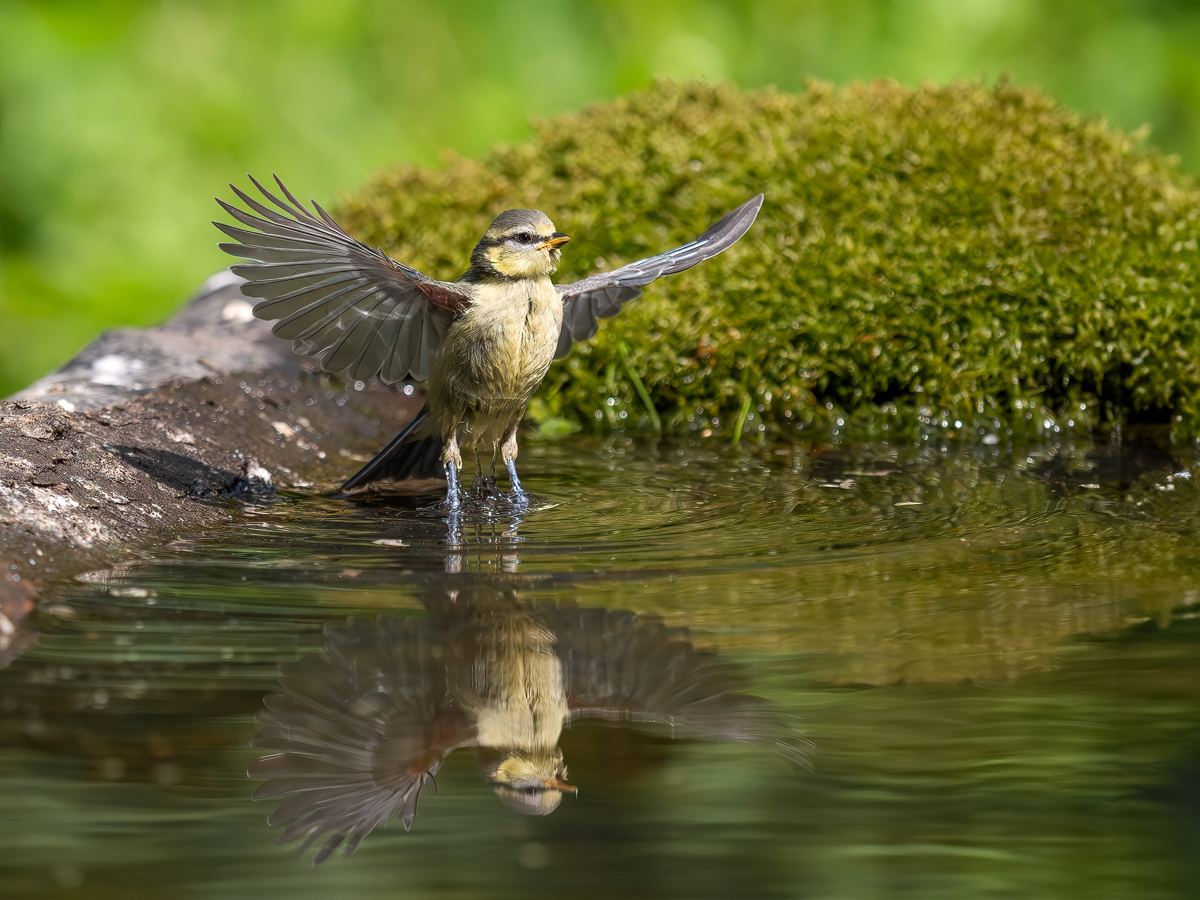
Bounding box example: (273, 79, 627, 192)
(537, 233, 571, 251)
(546, 777, 578, 794)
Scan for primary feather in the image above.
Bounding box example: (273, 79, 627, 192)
(215, 174, 469, 383)
(553, 194, 764, 356)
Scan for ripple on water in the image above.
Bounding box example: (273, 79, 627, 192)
(3, 436, 1200, 898)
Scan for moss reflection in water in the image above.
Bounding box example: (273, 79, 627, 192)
(0, 437, 1199, 897)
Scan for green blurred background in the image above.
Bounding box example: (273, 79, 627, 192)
(3, 0, 1200, 398)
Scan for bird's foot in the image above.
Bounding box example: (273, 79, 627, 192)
(505, 459, 532, 508)
(468, 474, 505, 504)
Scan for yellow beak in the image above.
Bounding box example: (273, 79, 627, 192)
(537, 233, 571, 251)
(546, 777, 577, 794)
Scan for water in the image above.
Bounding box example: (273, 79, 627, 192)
(3, 435, 1200, 899)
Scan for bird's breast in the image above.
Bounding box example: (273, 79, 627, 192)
(436, 278, 563, 405)
(465, 620, 570, 750)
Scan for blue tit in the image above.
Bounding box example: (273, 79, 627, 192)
(216, 176, 762, 507)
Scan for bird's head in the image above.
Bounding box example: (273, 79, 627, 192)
(484, 748, 576, 816)
(470, 209, 571, 279)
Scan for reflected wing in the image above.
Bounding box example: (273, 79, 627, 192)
(215, 175, 472, 382)
(540, 606, 785, 746)
(553, 194, 764, 358)
(249, 615, 474, 863)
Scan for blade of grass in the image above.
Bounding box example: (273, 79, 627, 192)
(617, 341, 661, 431)
(731, 394, 752, 446)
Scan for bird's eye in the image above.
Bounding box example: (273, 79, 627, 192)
(515, 233, 533, 244)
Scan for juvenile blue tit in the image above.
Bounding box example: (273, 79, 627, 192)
(248, 591, 793, 863)
(215, 176, 763, 507)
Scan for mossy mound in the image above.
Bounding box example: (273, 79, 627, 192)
(338, 79, 1200, 443)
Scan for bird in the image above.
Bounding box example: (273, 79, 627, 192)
(214, 175, 764, 507)
(248, 584, 796, 863)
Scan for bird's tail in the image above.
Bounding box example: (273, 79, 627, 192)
(337, 404, 444, 494)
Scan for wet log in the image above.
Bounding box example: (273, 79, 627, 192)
(0, 271, 422, 663)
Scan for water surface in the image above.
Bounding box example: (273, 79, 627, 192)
(3, 436, 1200, 899)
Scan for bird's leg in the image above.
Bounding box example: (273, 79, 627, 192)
(445, 462, 461, 509)
(441, 431, 464, 510)
(500, 423, 528, 504)
(505, 458, 524, 497)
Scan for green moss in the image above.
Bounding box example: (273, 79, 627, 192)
(337, 79, 1200, 443)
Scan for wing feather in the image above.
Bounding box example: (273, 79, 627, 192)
(570, 291, 600, 341)
(348, 295, 403, 381)
(294, 290, 383, 359)
(215, 174, 471, 383)
(214, 221, 332, 251)
(553, 194, 763, 358)
(274, 283, 368, 343)
(541, 606, 789, 747)
(232, 264, 360, 290)
(244, 274, 360, 317)
(319, 291, 393, 374)
(249, 616, 471, 863)
(388, 303, 424, 384)
(590, 285, 627, 319)
(416, 305, 445, 380)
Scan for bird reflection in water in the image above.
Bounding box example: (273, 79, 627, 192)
(249, 576, 799, 863)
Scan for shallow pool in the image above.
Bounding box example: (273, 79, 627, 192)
(3, 436, 1200, 898)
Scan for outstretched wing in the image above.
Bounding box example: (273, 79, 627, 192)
(539, 606, 793, 752)
(249, 616, 474, 863)
(215, 175, 472, 382)
(553, 194, 764, 358)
